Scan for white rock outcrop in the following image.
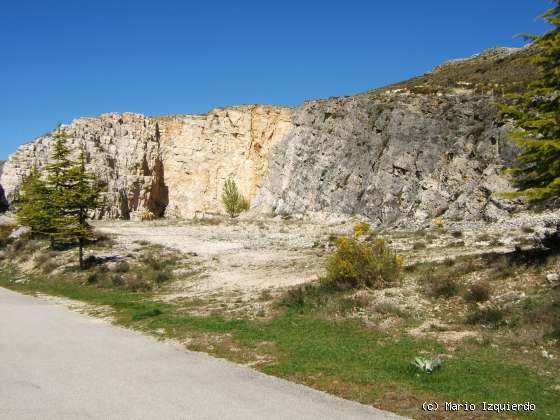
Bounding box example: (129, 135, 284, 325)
(0, 106, 293, 219)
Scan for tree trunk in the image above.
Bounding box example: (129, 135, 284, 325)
(79, 237, 84, 269)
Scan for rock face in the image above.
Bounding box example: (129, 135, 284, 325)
(0, 47, 541, 223)
(158, 105, 292, 218)
(0, 106, 292, 219)
(0, 113, 165, 219)
(253, 91, 520, 226)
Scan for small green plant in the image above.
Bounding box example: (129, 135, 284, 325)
(411, 357, 442, 373)
(321, 235, 403, 290)
(221, 177, 250, 218)
(113, 260, 130, 273)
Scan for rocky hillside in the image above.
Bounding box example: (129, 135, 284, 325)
(254, 47, 540, 226)
(0, 46, 541, 223)
(1, 106, 291, 219)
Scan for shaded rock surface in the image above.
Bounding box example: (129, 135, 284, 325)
(254, 91, 521, 226)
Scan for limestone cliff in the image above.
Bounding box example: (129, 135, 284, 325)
(0, 106, 292, 219)
(158, 105, 292, 218)
(0, 46, 542, 223)
(253, 47, 541, 225)
(254, 92, 519, 225)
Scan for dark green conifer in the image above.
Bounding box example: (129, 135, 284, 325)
(45, 129, 103, 268)
(15, 166, 56, 243)
(63, 149, 103, 269)
(501, 1, 560, 202)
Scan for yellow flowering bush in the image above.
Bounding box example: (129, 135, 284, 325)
(322, 234, 403, 290)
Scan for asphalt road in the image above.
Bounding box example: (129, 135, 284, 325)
(0, 287, 402, 420)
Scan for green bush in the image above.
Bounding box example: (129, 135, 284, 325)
(464, 281, 491, 303)
(221, 177, 250, 218)
(113, 260, 130, 273)
(321, 236, 403, 290)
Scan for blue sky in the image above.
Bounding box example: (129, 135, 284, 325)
(0, 0, 552, 159)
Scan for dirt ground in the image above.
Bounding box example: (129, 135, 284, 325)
(92, 209, 560, 303)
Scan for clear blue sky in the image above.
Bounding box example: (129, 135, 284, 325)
(0, 0, 552, 159)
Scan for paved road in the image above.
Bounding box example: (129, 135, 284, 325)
(0, 288, 402, 420)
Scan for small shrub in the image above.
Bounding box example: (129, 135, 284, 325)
(353, 223, 371, 237)
(432, 277, 460, 298)
(321, 236, 403, 290)
(113, 261, 130, 273)
(493, 255, 515, 279)
(280, 284, 315, 308)
(464, 281, 491, 303)
(423, 268, 460, 298)
(222, 177, 250, 218)
(466, 306, 505, 326)
(433, 217, 444, 229)
(86, 272, 99, 284)
(153, 270, 172, 284)
(92, 232, 116, 248)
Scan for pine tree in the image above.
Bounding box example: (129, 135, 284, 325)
(46, 129, 102, 268)
(15, 166, 56, 242)
(221, 177, 249, 218)
(501, 1, 560, 202)
(46, 129, 77, 244)
(63, 149, 103, 269)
